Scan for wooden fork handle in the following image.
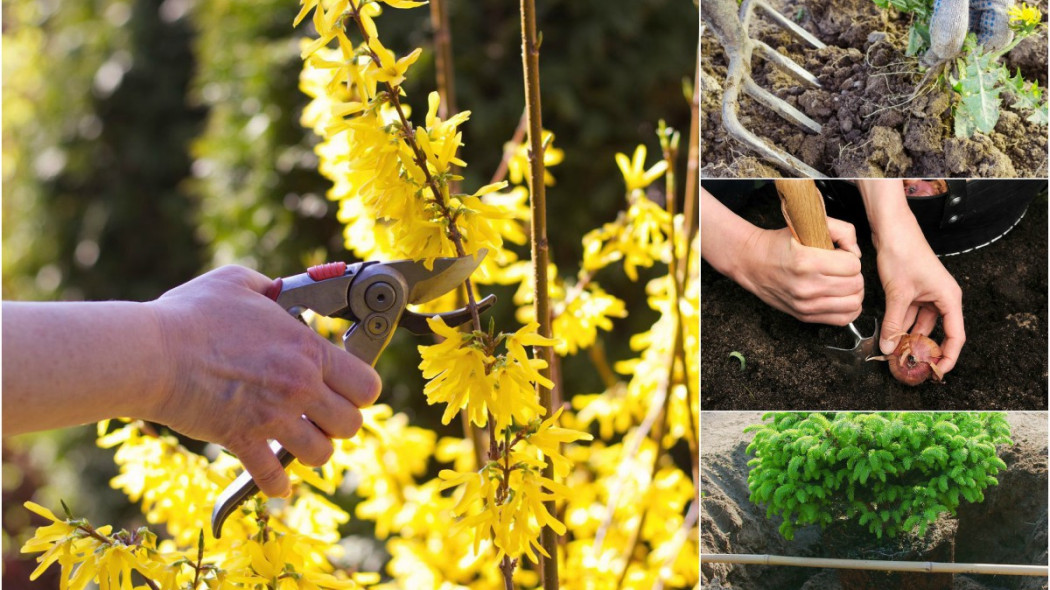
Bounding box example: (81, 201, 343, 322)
(775, 180, 834, 250)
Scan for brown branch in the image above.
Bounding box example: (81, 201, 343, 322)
(428, 0, 457, 118)
(519, 0, 559, 588)
(587, 339, 620, 390)
(660, 122, 698, 479)
(681, 53, 702, 473)
(490, 109, 529, 185)
(429, 0, 459, 198)
(680, 44, 700, 278)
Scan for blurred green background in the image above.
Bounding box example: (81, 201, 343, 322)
(1, 0, 698, 584)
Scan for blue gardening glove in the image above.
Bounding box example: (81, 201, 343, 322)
(925, 0, 1014, 64)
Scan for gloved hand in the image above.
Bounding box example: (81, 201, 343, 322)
(924, 0, 1014, 64)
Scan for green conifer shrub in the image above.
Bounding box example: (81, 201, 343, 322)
(745, 412, 1012, 540)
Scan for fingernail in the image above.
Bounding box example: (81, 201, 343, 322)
(880, 339, 895, 354)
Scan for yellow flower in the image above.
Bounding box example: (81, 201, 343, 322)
(615, 144, 667, 193)
(582, 196, 671, 280)
(418, 316, 495, 426)
(1009, 2, 1042, 27)
(438, 467, 502, 554)
(552, 284, 627, 356)
(525, 408, 594, 478)
(506, 130, 564, 186)
(366, 37, 422, 87)
(21, 502, 80, 581)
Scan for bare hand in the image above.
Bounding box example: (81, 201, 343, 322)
(147, 266, 382, 498)
(733, 217, 864, 326)
(876, 233, 965, 376)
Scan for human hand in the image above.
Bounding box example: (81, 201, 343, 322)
(732, 218, 864, 326)
(926, 0, 1014, 64)
(875, 230, 966, 376)
(145, 266, 382, 498)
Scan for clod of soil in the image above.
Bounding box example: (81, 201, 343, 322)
(700, 412, 1049, 590)
(701, 0, 1049, 177)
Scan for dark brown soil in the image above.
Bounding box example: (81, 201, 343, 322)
(700, 0, 1049, 178)
(700, 191, 1048, 411)
(700, 412, 1049, 590)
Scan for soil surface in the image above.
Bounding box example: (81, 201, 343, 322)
(700, 0, 1049, 177)
(700, 412, 1049, 590)
(701, 190, 1048, 411)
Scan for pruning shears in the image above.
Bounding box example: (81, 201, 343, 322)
(211, 250, 494, 538)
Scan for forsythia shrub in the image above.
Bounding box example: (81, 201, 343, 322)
(20, 1, 699, 588)
(745, 412, 1013, 541)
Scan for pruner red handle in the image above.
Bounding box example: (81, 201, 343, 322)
(263, 262, 347, 302)
(264, 277, 283, 301)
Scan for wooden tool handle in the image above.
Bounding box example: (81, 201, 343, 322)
(775, 180, 833, 250)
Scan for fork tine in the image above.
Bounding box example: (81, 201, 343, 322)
(743, 79, 822, 134)
(752, 0, 827, 50)
(753, 41, 822, 88)
(721, 97, 826, 177)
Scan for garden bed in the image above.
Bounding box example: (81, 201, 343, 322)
(700, 189, 1048, 411)
(700, 412, 1049, 590)
(700, 0, 1049, 177)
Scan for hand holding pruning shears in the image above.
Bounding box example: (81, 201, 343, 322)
(207, 251, 493, 537)
(2, 251, 493, 538)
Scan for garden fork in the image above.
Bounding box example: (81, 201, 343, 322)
(703, 0, 828, 178)
(776, 180, 880, 372)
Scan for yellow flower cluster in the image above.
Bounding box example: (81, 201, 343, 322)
(438, 409, 591, 562)
(296, 0, 592, 579)
(298, 0, 522, 269)
(582, 150, 673, 281)
(22, 501, 157, 590)
(419, 318, 554, 431)
(23, 419, 381, 589)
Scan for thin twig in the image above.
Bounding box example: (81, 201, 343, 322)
(587, 339, 620, 390)
(681, 53, 700, 478)
(681, 45, 699, 257)
(429, 0, 457, 118)
(193, 529, 205, 589)
(490, 109, 530, 185)
(428, 0, 485, 472)
(650, 499, 699, 590)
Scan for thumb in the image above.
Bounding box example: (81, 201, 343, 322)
(880, 296, 911, 354)
(826, 217, 861, 259)
(210, 265, 276, 295)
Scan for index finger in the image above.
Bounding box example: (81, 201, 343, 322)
(806, 247, 862, 278)
(934, 305, 966, 375)
(322, 341, 383, 408)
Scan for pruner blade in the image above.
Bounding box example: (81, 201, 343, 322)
(399, 294, 497, 335)
(385, 248, 488, 305)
